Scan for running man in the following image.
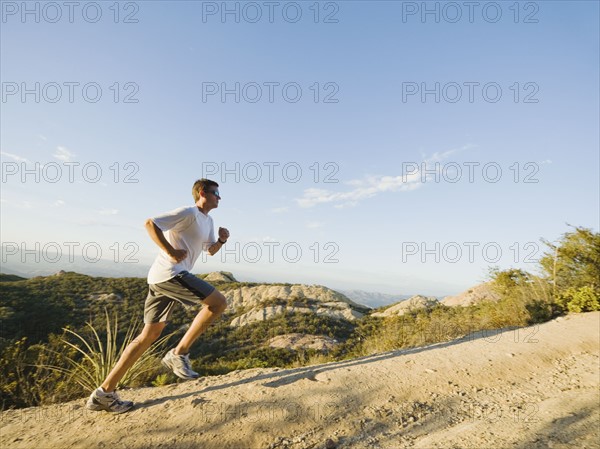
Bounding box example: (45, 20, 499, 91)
(86, 178, 229, 413)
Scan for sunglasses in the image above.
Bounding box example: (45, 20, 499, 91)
(204, 189, 221, 198)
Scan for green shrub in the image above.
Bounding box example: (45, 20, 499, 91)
(0, 335, 80, 408)
(558, 285, 600, 313)
(151, 373, 172, 387)
(539, 226, 600, 297)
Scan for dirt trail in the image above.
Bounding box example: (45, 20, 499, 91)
(1, 312, 598, 449)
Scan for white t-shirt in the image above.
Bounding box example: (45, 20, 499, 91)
(146, 206, 216, 284)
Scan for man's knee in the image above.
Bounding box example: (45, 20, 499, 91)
(139, 322, 166, 342)
(205, 290, 227, 313)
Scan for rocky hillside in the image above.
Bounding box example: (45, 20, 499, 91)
(362, 282, 503, 318)
(211, 273, 370, 328)
(441, 282, 500, 307)
(371, 295, 439, 318)
(223, 283, 367, 312)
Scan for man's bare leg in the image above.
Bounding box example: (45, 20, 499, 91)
(174, 290, 227, 355)
(101, 321, 166, 392)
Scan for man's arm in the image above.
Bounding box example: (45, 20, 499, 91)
(206, 226, 230, 256)
(145, 219, 187, 263)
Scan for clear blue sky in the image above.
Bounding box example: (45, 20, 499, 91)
(1, 1, 598, 296)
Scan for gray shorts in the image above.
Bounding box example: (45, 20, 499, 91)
(144, 271, 216, 324)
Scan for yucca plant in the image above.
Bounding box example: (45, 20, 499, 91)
(40, 308, 176, 392)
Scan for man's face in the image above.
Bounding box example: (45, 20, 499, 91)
(202, 187, 221, 208)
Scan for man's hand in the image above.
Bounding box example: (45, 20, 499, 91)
(146, 219, 188, 263)
(168, 248, 188, 263)
(218, 227, 230, 242)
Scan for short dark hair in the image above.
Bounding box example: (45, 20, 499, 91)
(192, 178, 219, 202)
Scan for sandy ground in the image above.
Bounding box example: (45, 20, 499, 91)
(1, 312, 598, 449)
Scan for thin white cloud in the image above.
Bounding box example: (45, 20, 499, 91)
(271, 207, 290, 214)
(53, 200, 66, 207)
(53, 146, 75, 162)
(306, 221, 324, 229)
(98, 209, 119, 215)
(1, 151, 30, 163)
(2, 199, 33, 209)
(39, 135, 48, 141)
(334, 201, 358, 209)
(76, 219, 135, 228)
(296, 146, 473, 208)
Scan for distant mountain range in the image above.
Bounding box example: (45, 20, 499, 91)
(0, 252, 149, 279)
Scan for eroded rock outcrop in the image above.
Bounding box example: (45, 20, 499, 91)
(267, 333, 339, 351)
(371, 295, 438, 317)
(441, 282, 500, 307)
(220, 281, 369, 328)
